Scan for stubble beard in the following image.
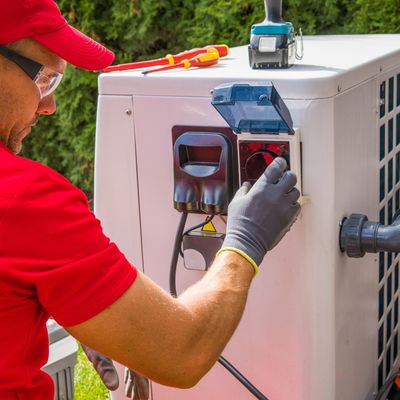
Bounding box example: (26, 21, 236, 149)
(8, 126, 30, 154)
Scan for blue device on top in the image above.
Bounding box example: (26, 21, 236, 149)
(249, 0, 302, 69)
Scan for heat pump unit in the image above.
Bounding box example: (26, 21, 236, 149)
(94, 35, 400, 400)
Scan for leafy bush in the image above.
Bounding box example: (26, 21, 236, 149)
(74, 345, 110, 400)
(349, 0, 400, 33)
(21, 0, 400, 197)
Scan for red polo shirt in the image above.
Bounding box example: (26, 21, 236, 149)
(0, 142, 137, 399)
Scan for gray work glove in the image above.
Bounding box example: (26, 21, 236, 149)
(125, 368, 150, 400)
(81, 344, 119, 391)
(220, 157, 300, 270)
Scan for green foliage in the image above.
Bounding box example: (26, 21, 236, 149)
(184, 0, 264, 48)
(284, 0, 345, 34)
(349, 0, 400, 34)
(74, 345, 110, 400)
(21, 0, 400, 198)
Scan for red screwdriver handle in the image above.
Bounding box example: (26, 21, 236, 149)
(143, 50, 220, 74)
(204, 44, 229, 57)
(169, 44, 229, 64)
(168, 48, 204, 64)
(104, 44, 229, 72)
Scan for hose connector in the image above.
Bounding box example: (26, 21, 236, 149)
(340, 212, 400, 258)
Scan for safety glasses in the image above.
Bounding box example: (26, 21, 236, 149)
(0, 45, 63, 99)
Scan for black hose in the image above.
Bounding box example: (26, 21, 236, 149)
(218, 356, 269, 400)
(169, 212, 188, 297)
(169, 212, 269, 400)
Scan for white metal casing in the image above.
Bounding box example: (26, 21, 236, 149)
(94, 35, 400, 400)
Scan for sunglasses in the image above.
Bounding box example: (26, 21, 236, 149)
(0, 45, 63, 99)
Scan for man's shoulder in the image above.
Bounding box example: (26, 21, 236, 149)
(0, 149, 77, 199)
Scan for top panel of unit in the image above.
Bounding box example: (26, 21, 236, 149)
(99, 35, 400, 100)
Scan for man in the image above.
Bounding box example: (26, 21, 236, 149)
(0, 1, 301, 399)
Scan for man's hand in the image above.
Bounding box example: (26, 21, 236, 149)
(125, 368, 150, 400)
(220, 157, 300, 269)
(81, 344, 119, 391)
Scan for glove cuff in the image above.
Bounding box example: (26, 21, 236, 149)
(216, 247, 259, 275)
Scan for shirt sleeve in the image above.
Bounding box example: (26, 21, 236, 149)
(1, 165, 137, 326)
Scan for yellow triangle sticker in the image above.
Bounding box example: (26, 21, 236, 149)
(202, 220, 217, 232)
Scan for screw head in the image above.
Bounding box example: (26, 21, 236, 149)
(125, 109, 132, 116)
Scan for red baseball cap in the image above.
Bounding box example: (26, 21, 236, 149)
(0, 0, 114, 70)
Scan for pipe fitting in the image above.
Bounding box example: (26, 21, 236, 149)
(340, 212, 400, 258)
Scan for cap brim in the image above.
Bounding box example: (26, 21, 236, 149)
(33, 23, 114, 71)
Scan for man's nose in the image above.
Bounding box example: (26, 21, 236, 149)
(36, 94, 56, 115)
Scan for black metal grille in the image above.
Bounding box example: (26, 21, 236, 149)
(378, 72, 400, 389)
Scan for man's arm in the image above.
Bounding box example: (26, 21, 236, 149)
(67, 251, 253, 389)
(66, 157, 300, 388)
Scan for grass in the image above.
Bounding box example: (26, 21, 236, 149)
(74, 345, 111, 400)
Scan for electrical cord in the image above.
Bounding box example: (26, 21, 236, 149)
(170, 212, 269, 400)
(218, 356, 269, 400)
(169, 212, 188, 297)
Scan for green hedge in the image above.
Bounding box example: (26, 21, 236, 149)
(74, 345, 110, 400)
(22, 0, 400, 197)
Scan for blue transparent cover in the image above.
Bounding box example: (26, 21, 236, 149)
(211, 82, 294, 134)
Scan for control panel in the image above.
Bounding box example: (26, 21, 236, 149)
(237, 131, 302, 190)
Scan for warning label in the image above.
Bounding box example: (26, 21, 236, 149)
(201, 220, 217, 232)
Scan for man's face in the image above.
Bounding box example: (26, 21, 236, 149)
(0, 38, 67, 154)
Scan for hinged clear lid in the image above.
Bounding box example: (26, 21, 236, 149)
(211, 82, 294, 134)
